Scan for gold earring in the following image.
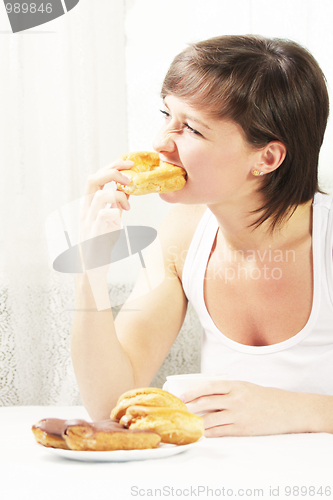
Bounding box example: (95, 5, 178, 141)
(252, 169, 263, 176)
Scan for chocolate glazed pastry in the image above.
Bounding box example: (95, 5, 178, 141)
(32, 418, 161, 451)
(63, 419, 161, 451)
(32, 418, 73, 450)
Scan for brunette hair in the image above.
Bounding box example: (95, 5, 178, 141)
(161, 35, 329, 228)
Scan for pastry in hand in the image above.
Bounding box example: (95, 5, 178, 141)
(116, 151, 186, 195)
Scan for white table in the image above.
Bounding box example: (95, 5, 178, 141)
(1, 406, 333, 500)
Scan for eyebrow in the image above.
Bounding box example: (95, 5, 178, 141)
(163, 100, 212, 131)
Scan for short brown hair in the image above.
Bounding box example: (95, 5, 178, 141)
(161, 35, 329, 228)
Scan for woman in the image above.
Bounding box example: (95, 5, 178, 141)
(71, 35, 333, 436)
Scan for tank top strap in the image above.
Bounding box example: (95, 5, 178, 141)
(182, 208, 218, 302)
(314, 193, 333, 307)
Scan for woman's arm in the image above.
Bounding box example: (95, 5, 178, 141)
(71, 168, 189, 420)
(182, 381, 333, 436)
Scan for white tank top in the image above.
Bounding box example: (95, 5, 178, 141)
(182, 192, 333, 395)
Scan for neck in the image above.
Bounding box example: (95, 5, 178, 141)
(207, 197, 313, 252)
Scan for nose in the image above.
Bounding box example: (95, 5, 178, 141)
(153, 124, 177, 156)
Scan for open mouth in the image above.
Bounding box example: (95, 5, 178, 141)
(159, 156, 187, 181)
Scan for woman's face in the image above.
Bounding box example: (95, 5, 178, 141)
(153, 95, 259, 206)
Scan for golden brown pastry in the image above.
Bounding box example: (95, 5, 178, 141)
(32, 418, 161, 451)
(116, 151, 186, 195)
(111, 387, 187, 420)
(120, 406, 204, 445)
(63, 419, 161, 451)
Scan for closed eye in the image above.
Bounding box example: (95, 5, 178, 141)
(159, 110, 203, 137)
(184, 122, 202, 136)
(160, 109, 170, 119)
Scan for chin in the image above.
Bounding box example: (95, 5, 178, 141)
(159, 185, 211, 205)
(159, 193, 180, 204)
(158, 187, 189, 204)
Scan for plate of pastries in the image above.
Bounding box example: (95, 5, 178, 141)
(31, 388, 204, 462)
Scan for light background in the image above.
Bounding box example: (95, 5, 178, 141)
(0, 0, 332, 404)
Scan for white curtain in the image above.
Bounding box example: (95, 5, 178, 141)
(0, 0, 129, 405)
(1, 0, 333, 405)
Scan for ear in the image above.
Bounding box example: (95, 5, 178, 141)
(255, 141, 287, 174)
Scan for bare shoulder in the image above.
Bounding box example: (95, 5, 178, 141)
(158, 204, 207, 278)
(159, 203, 206, 239)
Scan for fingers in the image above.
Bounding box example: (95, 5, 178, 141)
(181, 381, 237, 437)
(80, 188, 130, 223)
(84, 160, 134, 195)
(80, 189, 130, 241)
(204, 423, 236, 438)
(89, 189, 130, 222)
(93, 206, 122, 236)
(181, 380, 232, 404)
(203, 407, 233, 428)
(185, 394, 228, 415)
(81, 160, 133, 238)
(201, 407, 237, 438)
(77, 159, 135, 278)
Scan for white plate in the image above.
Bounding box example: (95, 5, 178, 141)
(44, 439, 203, 462)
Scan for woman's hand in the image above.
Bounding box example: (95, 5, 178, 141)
(181, 380, 317, 437)
(77, 159, 134, 310)
(79, 159, 133, 243)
